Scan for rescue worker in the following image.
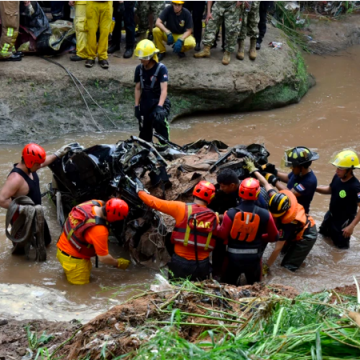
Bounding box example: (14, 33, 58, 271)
(136, 180, 219, 280)
(217, 178, 279, 285)
(0, 1, 28, 62)
(257, 1, 274, 50)
(154, 1, 195, 60)
(136, 1, 165, 42)
(194, 1, 242, 65)
(57, 198, 130, 285)
(134, 39, 171, 143)
(0, 143, 74, 247)
(183, 1, 206, 52)
(237, 1, 260, 61)
(108, 1, 135, 58)
(85, 1, 112, 69)
(245, 158, 318, 272)
(316, 150, 360, 249)
(69, 1, 88, 61)
(262, 146, 319, 214)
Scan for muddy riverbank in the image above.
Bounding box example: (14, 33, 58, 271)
(0, 24, 311, 144)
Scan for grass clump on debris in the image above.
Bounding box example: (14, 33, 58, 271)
(56, 277, 360, 360)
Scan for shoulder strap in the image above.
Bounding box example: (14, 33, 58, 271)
(150, 63, 164, 89)
(139, 65, 144, 89)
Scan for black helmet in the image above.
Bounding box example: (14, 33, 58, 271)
(283, 146, 319, 167)
(268, 193, 291, 218)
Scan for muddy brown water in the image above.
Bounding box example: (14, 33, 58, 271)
(1, 46, 360, 323)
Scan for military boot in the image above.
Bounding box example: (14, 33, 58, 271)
(249, 38, 257, 60)
(222, 51, 231, 65)
(236, 40, 245, 60)
(194, 45, 211, 58)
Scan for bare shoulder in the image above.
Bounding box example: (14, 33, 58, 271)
(1, 172, 27, 197)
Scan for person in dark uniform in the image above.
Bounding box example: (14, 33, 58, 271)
(183, 1, 206, 51)
(208, 168, 268, 278)
(134, 39, 171, 143)
(247, 158, 318, 273)
(262, 146, 319, 214)
(108, 1, 135, 58)
(317, 150, 360, 249)
(0, 143, 73, 246)
(256, 1, 274, 50)
(217, 178, 279, 285)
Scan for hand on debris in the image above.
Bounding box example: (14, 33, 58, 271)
(243, 157, 259, 174)
(117, 258, 130, 270)
(166, 33, 174, 45)
(264, 173, 279, 186)
(173, 39, 184, 53)
(54, 143, 76, 158)
(262, 163, 278, 176)
(262, 263, 270, 277)
(134, 105, 141, 121)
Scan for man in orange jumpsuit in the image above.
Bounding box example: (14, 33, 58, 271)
(137, 180, 219, 280)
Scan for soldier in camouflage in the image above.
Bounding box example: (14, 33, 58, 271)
(237, 1, 260, 61)
(194, 1, 242, 66)
(136, 1, 165, 41)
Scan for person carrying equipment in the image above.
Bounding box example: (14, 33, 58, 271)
(317, 150, 360, 249)
(134, 39, 171, 143)
(245, 158, 317, 272)
(216, 178, 279, 285)
(57, 198, 130, 285)
(261, 146, 319, 214)
(154, 1, 195, 60)
(137, 180, 219, 280)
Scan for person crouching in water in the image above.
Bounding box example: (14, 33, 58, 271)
(216, 178, 279, 285)
(136, 180, 219, 280)
(134, 39, 171, 143)
(245, 158, 318, 273)
(57, 198, 130, 285)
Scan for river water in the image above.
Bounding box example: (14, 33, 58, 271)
(1, 46, 360, 323)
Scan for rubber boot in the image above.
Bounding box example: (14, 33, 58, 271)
(222, 51, 231, 65)
(236, 40, 245, 60)
(194, 45, 211, 58)
(249, 38, 257, 61)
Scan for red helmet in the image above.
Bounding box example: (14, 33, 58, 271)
(238, 178, 260, 200)
(193, 181, 216, 204)
(22, 143, 46, 168)
(105, 198, 129, 222)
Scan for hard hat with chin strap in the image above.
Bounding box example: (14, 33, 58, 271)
(330, 150, 360, 169)
(134, 39, 159, 60)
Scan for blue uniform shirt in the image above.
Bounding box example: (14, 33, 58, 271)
(287, 171, 317, 213)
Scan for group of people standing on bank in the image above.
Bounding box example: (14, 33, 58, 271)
(1, 142, 360, 286)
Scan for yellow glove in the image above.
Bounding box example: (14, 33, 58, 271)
(117, 258, 130, 270)
(243, 157, 259, 174)
(262, 263, 270, 277)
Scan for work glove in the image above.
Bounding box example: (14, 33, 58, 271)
(173, 38, 184, 53)
(54, 143, 77, 158)
(261, 163, 278, 176)
(262, 263, 270, 277)
(117, 258, 130, 270)
(166, 32, 174, 45)
(264, 173, 279, 186)
(243, 157, 259, 174)
(134, 105, 141, 121)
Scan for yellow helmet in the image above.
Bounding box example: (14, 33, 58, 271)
(172, 1, 185, 4)
(134, 39, 159, 60)
(330, 150, 360, 169)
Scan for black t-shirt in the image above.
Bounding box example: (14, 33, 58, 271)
(329, 175, 360, 221)
(134, 62, 168, 111)
(159, 6, 193, 34)
(287, 171, 317, 214)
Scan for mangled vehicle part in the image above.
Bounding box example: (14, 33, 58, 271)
(48, 136, 271, 269)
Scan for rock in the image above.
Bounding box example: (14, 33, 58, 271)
(0, 319, 8, 326)
(16, 347, 26, 356)
(0, 26, 312, 144)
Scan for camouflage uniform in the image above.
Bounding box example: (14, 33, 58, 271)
(136, 1, 165, 35)
(238, 1, 260, 40)
(202, 1, 242, 53)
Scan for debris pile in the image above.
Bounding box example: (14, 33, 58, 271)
(48, 137, 270, 269)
